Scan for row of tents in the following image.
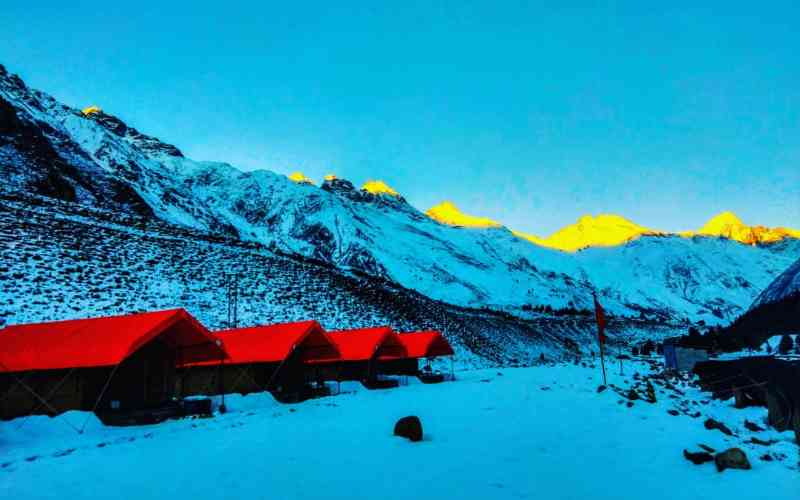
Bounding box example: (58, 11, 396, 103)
(0, 309, 454, 424)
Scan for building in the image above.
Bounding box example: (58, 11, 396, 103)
(178, 320, 339, 403)
(0, 309, 226, 422)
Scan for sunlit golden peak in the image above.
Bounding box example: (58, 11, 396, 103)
(361, 179, 400, 197)
(81, 105, 102, 116)
(288, 171, 314, 185)
(685, 211, 800, 245)
(515, 213, 659, 252)
(426, 201, 502, 229)
(698, 211, 745, 234)
(324, 174, 337, 181)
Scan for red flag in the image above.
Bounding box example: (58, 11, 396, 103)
(593, 294, 606, 345)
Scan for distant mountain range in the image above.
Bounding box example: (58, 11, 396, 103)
(2, 62, 799, 332)
(422, 200, 798, 252)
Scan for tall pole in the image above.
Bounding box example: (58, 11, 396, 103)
(593, 291, 608, 386)
(599, 335, 607, 386)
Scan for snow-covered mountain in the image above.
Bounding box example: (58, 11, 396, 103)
(2, 62, 799, 328)
(750, 257, 800, 309)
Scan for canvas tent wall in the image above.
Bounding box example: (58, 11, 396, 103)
(317, 327, 407, 383)
(0, 309, 225, 421)
(178, 320, 339, 402)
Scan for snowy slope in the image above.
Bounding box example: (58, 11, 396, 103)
(750, 257, 800, 309)
(1, 63, 798, 326)
(1, 362, 797, 500)
(6, 191, 686, 365)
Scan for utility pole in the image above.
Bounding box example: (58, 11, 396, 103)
(226, 273, 240, 329)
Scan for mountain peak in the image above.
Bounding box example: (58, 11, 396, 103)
(81, 105, 102, 116)
(361, 179, 399, 197)
(699, 211, 745, 234)
(690, 211, 800, 245)
(288, 171, 314, 185)
(426, 201, 502, 228)
(515, 213, 658, 252)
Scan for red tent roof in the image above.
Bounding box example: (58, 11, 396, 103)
(0, 309, 226, 373)
(400, 331, 454, 358)
(322, 327, 407, 362)
(181, 320, 338, 367)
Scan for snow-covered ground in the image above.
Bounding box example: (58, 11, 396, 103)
(2, 361, 797, 500)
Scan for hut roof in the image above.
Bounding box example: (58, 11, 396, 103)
(183, 320, 338, 367)
(0, 309, 225, 373)
(324, 327, 406, 362)
(400, 331, 454, 358)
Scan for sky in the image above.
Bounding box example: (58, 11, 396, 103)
(2, 1, 798, 235)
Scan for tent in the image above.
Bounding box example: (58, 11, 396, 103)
(0, 309, 225, 423)
(316, 327, 407, 388)
(178, 320, 339, 403)
(381, 331, 454, 381)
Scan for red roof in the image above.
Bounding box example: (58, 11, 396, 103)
(182, 320, 338, 367)
(0, 309, 226, 373)
(400, 331, 454, 358)
(322, 327, 407, 362)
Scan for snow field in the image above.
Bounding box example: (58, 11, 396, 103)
(1, 361, 797, 500)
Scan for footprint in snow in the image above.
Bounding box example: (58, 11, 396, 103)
(96, 442, 109, 448)
(52, 448, 76, 458)
(24, 455, 39, 462)
(2, 462, 14, 469)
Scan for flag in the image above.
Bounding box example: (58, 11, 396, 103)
(593, 293, 606, 345)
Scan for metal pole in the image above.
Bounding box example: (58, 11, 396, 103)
(599, 340, 607, 386)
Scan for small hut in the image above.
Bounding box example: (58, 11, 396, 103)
(0, 309, 226, 423)
(318, 327, 407, 389)
(178, 320, 339, 403)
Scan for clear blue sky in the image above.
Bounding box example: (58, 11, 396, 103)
(2, 1, 798, 235)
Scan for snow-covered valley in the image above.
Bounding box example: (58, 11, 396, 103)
(1, 361, 797, 500)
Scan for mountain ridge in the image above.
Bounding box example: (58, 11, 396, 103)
(1, 62, 798, 328)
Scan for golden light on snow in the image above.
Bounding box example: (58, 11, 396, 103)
(514, 214, 660, 252)
(361, 180, 399, 197)
(288, 172, 314, 185)
(426, 201, 502, 229)
(681, 211, 800, 246)
(426, 203, 800, 252)
(324, 174, 337, 181)
(81, 105, 102, 116)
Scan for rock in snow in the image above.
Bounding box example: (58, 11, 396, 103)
(714, 448, 751, 472)
(394, 416, 423, 442)
(683, 449, 714, 465)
